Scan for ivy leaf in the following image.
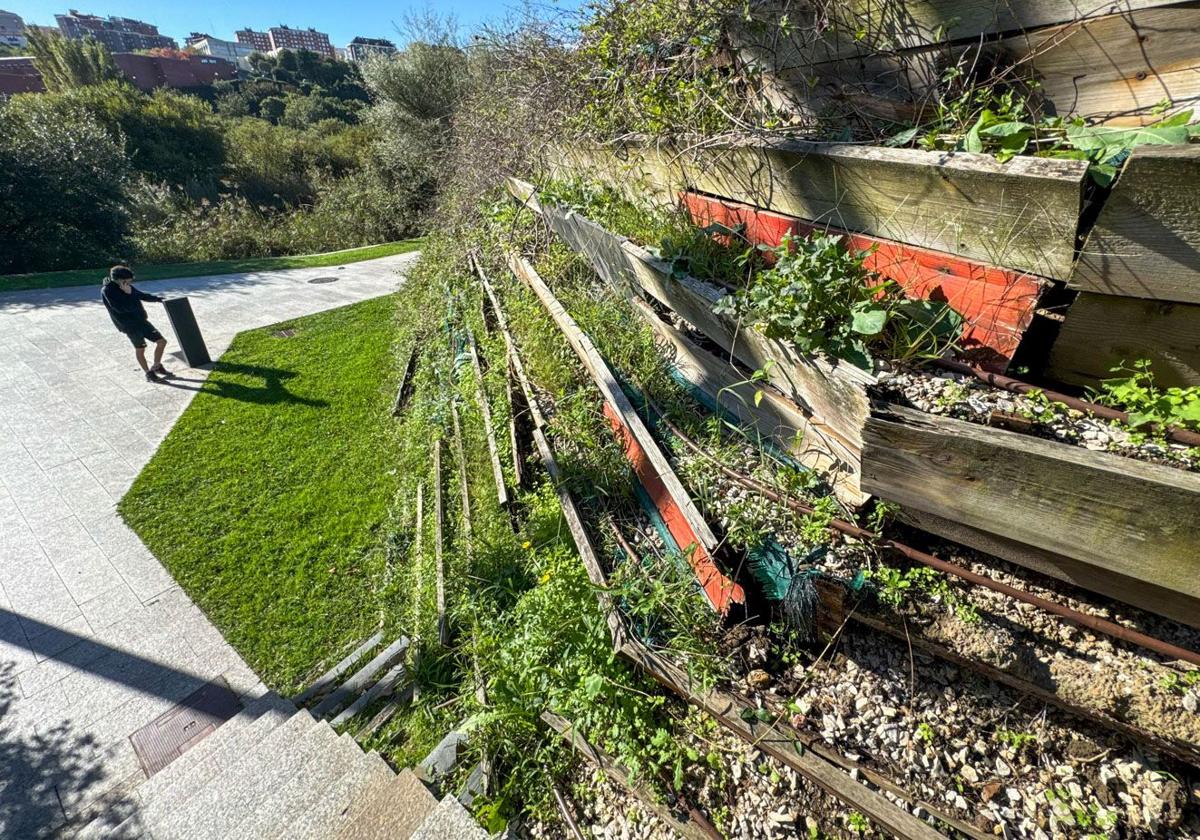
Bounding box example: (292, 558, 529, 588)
(850, 304, 888, 336)
(841, 339, 873, 371)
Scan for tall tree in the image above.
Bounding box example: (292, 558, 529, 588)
(25, 28, 121, 92)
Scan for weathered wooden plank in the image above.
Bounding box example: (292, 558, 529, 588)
(1073, 145, 1200, 304)
(1047, 291, 1200, 388)
(632, 297, 869, 505)
(551, 140, 1087, 279)
(896, 505, 1200, 629)
(542, 711, 718, 840)
(509, 178, 874, 487)
(507, 253, 745, 613)
(432, 439, 448, 647)
(862, 404, 1200, 615)
(466, 329, 510, 506)
(991, 5, 1200, 126)
(681, 191, 1046, 366)
(414, 482, 424, 631)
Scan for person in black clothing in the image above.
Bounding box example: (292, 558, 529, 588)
(101, 265, 171, 382)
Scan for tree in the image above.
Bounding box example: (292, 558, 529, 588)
(0, 97, 131, 273)
(25, 28, 121, 91)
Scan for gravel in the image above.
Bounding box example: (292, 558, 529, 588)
(873, 368, 1199, 472)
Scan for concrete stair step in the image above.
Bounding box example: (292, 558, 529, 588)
(272, 751, 397, 840)
(192, 713, 333, 840)
(145, 709, 315, 838)
(135, 699, 294, 827)
(134, 692, 290, 806)
(311, 636, 409, 720)
(335, 769, 438, 840)
(228, 730, 365, 840)
(410, 794, 491, 840)
(293, 631, 384, 706)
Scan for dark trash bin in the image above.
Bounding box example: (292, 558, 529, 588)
(163, 297, 211, 367)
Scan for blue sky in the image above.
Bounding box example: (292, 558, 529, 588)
(8, 1, 582, 47)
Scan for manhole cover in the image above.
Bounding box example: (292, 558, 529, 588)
(273, 329, 297, 338)
(308, 276, 338, 284)
(130, 677, 242, 777)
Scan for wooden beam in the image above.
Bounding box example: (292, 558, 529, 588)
(1047, 291, 1200, 388)
(414, 483, 424, 632)
(632, 297, 869, 505)
(549, 139, 1087, 280)
(507, 253, 745, 614)
(466, 328, 510, 506)
(680, 191, 1046, 366)
(862, 404, 1200, 622)
(988, 5, 1200, 126)
(509, 177, 874, 502)
(541, 711, 719, 840)
(1072, 145, 1200, 304)
(893, 505, 1200, 630)
(432, 439, 448, 647)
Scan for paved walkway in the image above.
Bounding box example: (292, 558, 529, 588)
(0, 254, 416, 835)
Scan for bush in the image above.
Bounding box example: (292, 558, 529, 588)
(3, 82, 225, 192)
(0, 97, 131, 274)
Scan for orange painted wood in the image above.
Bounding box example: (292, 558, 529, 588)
(681, 192, 1046, 367)
(603, 402, 745, 614)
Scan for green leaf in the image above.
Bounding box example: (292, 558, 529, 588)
(850, 304, 888, 336)
(884, 126, 920, 147)
(978, 121, 1033, 138)
(1151, 109, 1194, 128)
(1066, 123, 1190, 152)
(1088, 163, 1118, 187)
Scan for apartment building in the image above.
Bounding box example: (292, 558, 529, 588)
(55, 9, 176, 51)
(0, 9, 25, 47)
(345, 36, 396, 63)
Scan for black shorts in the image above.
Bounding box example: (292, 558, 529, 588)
(124, 322, 165, 349)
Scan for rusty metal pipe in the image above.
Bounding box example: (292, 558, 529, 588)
(932, 359, 1200, 448)
(651, 407, 1200, 668)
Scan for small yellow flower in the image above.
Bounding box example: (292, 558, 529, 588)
(538, 571, 552, 585)
(521, 540, 532, 550)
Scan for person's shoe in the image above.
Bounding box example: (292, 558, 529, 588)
(144, 369, 161, 383)
(151, 363, 169, 377)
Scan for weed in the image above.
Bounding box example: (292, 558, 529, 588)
(847, 811, 871, 833)
(714, 233, 961, 370)
(1158, 669, 1200, 695)
(1095, 359, 1200, 432)
(915, 722, 935, 743)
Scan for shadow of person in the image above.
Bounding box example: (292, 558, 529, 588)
(157, 361, 328, 408)
(0, 661, 137, 836)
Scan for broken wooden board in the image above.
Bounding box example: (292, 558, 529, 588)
(466, 328, 510, 506)
(507, 253, 746, 614)
(682, 191, 1045, 366)
(862, 404, 1200, 621)
(549, 140, 1087, 280)
(633, 297, 869, 505)
(508, 177, 875, 501)
(1072, 145, 1200, 304)
(1047, 291, 1200, 388)
(432, 439, 448, 647)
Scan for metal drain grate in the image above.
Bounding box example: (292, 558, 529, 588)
(307, 276, 338, 284)
(273, 329, 297, 338)
(130, 677, 242, 777)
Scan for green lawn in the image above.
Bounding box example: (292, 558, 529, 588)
(119, 295, 403, 691)
(0, 240, 423, 294)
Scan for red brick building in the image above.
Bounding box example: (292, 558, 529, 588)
(234, 28, 270, 52)
(0, 53, 236, 95)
